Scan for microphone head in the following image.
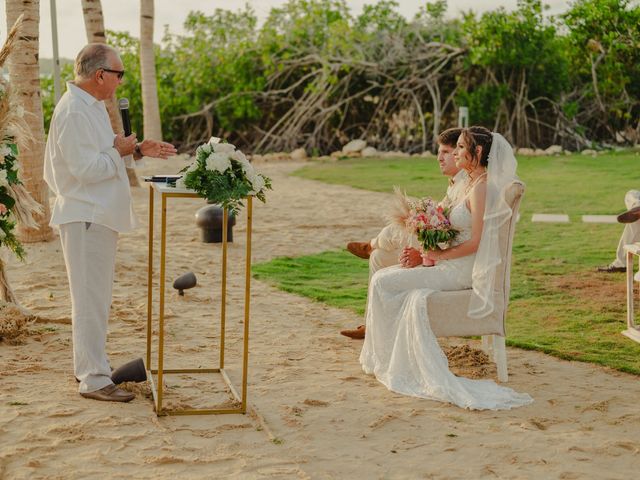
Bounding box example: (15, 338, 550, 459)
(118, 98, 129, 110)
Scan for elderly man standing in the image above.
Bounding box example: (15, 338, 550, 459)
(44, 44, 177, 402)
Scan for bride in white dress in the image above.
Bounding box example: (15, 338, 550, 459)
(360, 127, 533, 410)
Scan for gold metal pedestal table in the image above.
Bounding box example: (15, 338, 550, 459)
(624, 242, 640, 343)
(146, 182, 253, 415)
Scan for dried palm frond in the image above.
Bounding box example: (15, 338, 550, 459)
(0, 82, 11, 138)
(0, 14, 43, 312)
(0, 84, 34, 147)
(0, 257, 17, 303)
(8, 184, 43, 229)
(0, 15, 32, 147)
(0, 14, 23, 69)
(384, 186, 415, 227)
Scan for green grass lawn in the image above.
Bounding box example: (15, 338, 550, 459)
(253, 151, 640, 374)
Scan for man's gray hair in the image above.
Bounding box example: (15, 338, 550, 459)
(74, 43, 119, 79)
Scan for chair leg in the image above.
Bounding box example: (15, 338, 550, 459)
(481, 335, 493, 355)
(493, 336, 509, 383)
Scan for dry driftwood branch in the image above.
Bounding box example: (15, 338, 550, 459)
(174, 28, 635, 153)
(173, 34, 468, 154)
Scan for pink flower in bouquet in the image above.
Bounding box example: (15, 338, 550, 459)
(0, 203, 7, 215)
(405, 196, 458, 253)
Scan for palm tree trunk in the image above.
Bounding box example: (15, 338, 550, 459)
(5, 0, 54, 243)
(80, 0, 140, 187)
(140, 0, 162, 141)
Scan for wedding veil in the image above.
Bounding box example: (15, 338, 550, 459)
(468, 132, 519, 319)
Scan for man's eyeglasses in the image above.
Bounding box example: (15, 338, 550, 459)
(101, 68, 125, 80)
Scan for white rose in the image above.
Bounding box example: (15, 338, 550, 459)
(212, 143, 236, 154)
(232, 150, 255, 178)
(244, 166, 256, 182)
(0, 144, 11, 164)
(198, 144, 212, 156)
(245, 168, 258, 185)
(0, 169, 8, 187)
(250, 174, 266, 194)
(208, 136, 221, 145)
(231, 149, 249, 166)
(206, 152, 231, 173)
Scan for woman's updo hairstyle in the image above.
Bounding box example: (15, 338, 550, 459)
(460, 126, 493, 167)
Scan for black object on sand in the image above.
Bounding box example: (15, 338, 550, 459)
(173, 271, 197, 296)
(111, 358, 147, 384)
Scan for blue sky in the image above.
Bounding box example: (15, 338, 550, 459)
(1, 0, 570, 59)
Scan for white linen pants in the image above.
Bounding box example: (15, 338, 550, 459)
(613, 190, 640, 268)
(59, 222, 118, 393)
(369, 223, 419, 280)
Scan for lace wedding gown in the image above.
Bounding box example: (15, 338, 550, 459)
(359, 197, 533, 410)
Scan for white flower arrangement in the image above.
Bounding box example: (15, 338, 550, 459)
(0, 69, 43, 262)
(178, 138, 272, 213)
(0, 13, 46, 305)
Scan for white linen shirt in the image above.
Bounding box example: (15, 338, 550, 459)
(44, 82, 138, 233)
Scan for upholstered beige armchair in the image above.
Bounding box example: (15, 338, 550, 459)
(427, 180, 525, 382)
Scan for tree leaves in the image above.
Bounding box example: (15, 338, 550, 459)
(38, 0, 640, 152)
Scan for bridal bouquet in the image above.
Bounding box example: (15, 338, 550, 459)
(178, 138, 272, 214)
(405, 197, 458, 252)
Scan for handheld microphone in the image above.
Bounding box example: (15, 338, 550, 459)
(118, 98, 131, 136)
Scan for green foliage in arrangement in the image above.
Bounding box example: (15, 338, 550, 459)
(179, 141, 271, 214)
(0, 140, 25, 260)
(38, 0, 640, 153)
(254, 152, 640, 374)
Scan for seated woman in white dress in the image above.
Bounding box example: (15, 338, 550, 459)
(360, 126, 533, 410)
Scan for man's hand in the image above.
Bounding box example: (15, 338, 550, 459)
(114, 133, 137, 157)
(399, 246, 423, 268)
(137, 139, 177, 159)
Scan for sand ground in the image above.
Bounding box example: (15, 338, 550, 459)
(1, 157, 639, 479)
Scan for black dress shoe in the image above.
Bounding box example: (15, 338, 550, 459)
(617, 206, 640, 224)
(596, 264, 626, 273)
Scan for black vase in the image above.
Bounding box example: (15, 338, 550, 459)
(195, 204, 236, 243)
(111, 358, 147, 384)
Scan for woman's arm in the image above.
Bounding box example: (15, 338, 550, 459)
(424, 181, 487, 263)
